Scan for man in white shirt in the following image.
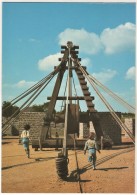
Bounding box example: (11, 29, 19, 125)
(84, 132, 100, 170)
(21, 124, 30, 158)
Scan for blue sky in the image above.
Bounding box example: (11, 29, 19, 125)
(2, 2, 136, 112)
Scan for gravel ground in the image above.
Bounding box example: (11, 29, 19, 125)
(1, 137, 135, 193)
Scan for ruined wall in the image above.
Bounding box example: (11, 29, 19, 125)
(79, 112, 122, 144)
(17, 112, 45, 142)
(124, 118, 135, 136)
(98, 112, 122, 144)
(7, 111, 125, 144)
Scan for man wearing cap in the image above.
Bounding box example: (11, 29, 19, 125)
(84, 132, 101, 170)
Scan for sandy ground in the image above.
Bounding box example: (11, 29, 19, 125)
(1, 136, 135, 193)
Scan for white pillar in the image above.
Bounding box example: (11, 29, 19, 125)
(124, 118, 133, 137)
(79, 123, 84, 139)
(89, 121, 95, 133)
(79, 123, 89, 138)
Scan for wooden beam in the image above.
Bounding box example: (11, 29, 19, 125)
(47, 96, 94, 100)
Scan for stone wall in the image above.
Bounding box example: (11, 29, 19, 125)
(8, 111, 125, 145)
(98, 112, 122, 144)
(79, 112, 122, 144)
(17, 112, 45, 142)
(124, 118, 135, 137)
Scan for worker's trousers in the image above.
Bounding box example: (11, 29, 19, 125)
(88, 148, 96, 167)
(22, 138, 29, 150)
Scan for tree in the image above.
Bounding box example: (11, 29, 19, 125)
(122, 112, 135, 119)
(11, 125, 19, 136)
(31, 102, 56, 114)
(31, 104, 44, 112)
(2, 101, 20, 118)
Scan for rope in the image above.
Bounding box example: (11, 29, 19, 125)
(2, 70, 59, 134)
(72, 76, 77, 97)
(78, 64, 135, 144)
(88, 74, 135, 113)
(72, 73, 78, 105)
(60, 74, 68, 112)
(60, 71, 78, 112)
(71, 57, 135, 114)
(2, 65, 61, 112)
(71, 57, 135, 143)
(2, 84, 43, 132)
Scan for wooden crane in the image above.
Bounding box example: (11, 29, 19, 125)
(2, 41, 135, 179)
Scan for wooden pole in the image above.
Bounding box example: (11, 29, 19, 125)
(63, 47, 71, 157)
(101, 136, 103, 150)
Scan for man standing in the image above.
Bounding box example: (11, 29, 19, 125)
(21, 124, 30, 158)
(84, 132, 101, 170)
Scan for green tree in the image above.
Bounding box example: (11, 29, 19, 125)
(122, 112, 135, 119)
(11, 125, 19, 136)
(31, 104, 44, 112)
(2, 101, 20, 118)
(31, 102, 56, 114)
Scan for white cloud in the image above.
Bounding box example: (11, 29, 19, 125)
(14, 80, 37, 88)
(28, 38, 40, 42)
(2, 80, 38, 103)
(38, 52, 92, 71)
(81, 58, 92, 67)
(100, 22, 135, 54)
(92, 69, 117, 84)
(37, 23, 135, 72)
(58, 28, 103, 54)
(38, 53, 61, 71)
(125, 66, 135, 80)
(58, 23, 135, 55)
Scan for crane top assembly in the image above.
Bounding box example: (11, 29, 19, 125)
(40, 41, 103, 154)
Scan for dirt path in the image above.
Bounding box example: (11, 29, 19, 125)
(1, 137, 135, 193)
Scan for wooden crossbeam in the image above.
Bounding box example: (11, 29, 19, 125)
(47, 96, 94, 100)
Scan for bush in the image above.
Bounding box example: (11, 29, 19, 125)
(11, 125, 19, 136)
